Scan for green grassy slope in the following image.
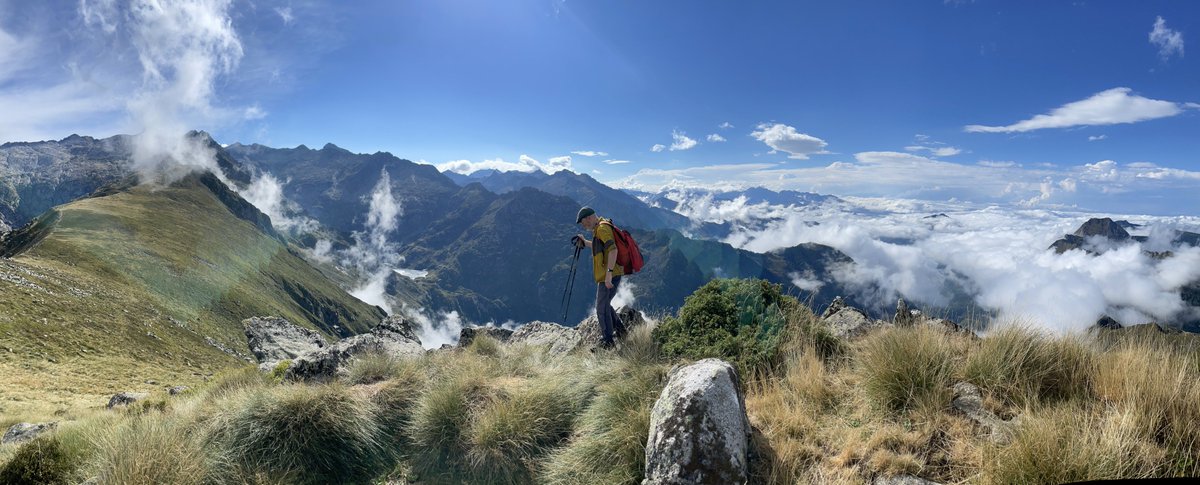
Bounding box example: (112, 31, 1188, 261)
(0, 175, 385, 419)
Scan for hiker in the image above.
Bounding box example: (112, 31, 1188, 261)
(574, 206, 623, 348)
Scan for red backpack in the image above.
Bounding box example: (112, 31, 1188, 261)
(599, 220, 645, 274)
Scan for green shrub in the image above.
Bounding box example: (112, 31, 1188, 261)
(858, 325, 958, 415)
(0, 435, 77, 485)
(965, 325, 1095, 407)
(206, 384, 387, 485)
(653, 278, 796, 377)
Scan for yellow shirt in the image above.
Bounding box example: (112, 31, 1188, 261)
(591, 219, 625, 282)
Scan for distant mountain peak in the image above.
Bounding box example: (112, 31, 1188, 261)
(1073, 217, 1130, 240)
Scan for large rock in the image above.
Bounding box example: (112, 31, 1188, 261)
(285, 316, 424, 382)
(951, 382, 1017, 444)
(575, 305, 648, 349)
(458, 326, 514, 347)
(823, 302, 883, 339)
(243, 316, 328, 369)
(644, 359, 750, 485)
(2, 422, 56, 445)
(107, 392, 148, 409)
(508, 321, 582, 356)
(874, 475, 944, 485)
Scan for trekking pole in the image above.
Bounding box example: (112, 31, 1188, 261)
(560, 244, 582, 324)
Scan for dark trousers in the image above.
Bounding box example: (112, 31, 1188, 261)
(596, 276, 622, 345)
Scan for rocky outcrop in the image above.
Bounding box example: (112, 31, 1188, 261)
(458, 326, 514, 347)
(1094, 315, 1122, 330)
(107, 392, 148, 409)
(643, 359, 750, 485)
(874, 475, 944, 485)
(2, 422, 56, 445)
(574, 305, 648, 349)
(285, 316, 424, 382)
(951, 382, 1017, 445)
(822, 297, 884, 339)
(243, 316, 328, 369)
(168, 386, 190, 396)
(894, 298, 916, 326)
(508, 321, 582, 356)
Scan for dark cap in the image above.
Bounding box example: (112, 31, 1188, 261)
(576, 206, 595, 224)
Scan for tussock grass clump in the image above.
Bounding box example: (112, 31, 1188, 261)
(858, 325, 958, 415)
(984, 403, 1165, 484)
(541, 361, 668, 484)
(0, 435, 79, 485)
(344, 352, 412, 385)
(965, 324, 1095, 407)
(466, 334, 503, 357)
(206, 384, 386, 485)
(1093, 343, 1200, 475)
(202, 365, 272, 400)
(91, 413, 210, 485)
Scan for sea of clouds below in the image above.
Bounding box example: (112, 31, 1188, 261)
(663, 191, 1200, 333)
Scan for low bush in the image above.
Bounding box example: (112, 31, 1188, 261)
(0, 435, 77, 485)
(653, 278, 797, 378)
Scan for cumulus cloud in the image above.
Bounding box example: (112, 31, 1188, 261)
(437, 154, 572, 175)
(571, 150, 608, 157)
(965, 88, 1192, 133)
(706, 133, 726, 142)
(669, 130, 698, 151)
(718, 121, 734, 129)
(1149, 16, 1184, 61)
(750, 123, 829, 159)
(711, 197, 1200, 332)
(650, 143, 666, 152)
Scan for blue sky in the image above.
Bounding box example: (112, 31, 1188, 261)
(1, 0, 1198, 214)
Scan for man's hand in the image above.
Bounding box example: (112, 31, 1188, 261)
(605, 271, 613, 289)
(571, 235, 584, 248)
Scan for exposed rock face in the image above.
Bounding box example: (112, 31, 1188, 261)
(575, 305, 648, 349)
(823, 301, 883, 339)
(1095, 315, 1123, 330)
(951, 382, 1017, 445)
(107, 392, 148, 409)
(243, 316, 328, 368)
(894, 298, 916, 326)
(643, 359, 750, 485)
(2, 422, 56, 445)
(1074, 217, 1130, 240)
(508, 321, 582, 356)
(285, 316, 424, 382)
(458, 326, 514, 347)
(874, 475, 944, 485)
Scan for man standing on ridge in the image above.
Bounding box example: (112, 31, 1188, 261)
(574, 206, 623, 349)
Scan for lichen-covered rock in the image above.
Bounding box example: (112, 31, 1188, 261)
(951, 382, 1017, 444)
(574, 305, 647, 349)
(458, 326, 514, 347)
(2, 422, 56, 444)
(285, 316, 424, 382)
(643, 358, 750, 485)
(508, 321, 582, 356)
(823, 303, 883, 339)
(243, 316, 327, 369)
(106, 392, 148, 409)
(874, 475, 944, 485)
(168, 386, 190, 396)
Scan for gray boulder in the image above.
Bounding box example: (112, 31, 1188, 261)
(951, 382, 1017, 444)
(874, 475, 944, 485)
(107, 392, 148, 409)
(168, 386, 190, 396)
(575, 305, 648, 349)
(823, 303, 883, 339)
(894, 298, 916, 326)
(643, 359, 750, 485)
(285, 316, 424, 382)
(458, 326, 514, 347)
(508, 321, 582, 356)
(2, 422, 56, 445)
(243, 316, 327, 369)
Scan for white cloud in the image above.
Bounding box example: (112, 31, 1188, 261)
(275, 6, 295, 25)
(669, 130, 698, 151)
(240, 172, 319, 233)
(977, 160, 1018, 168)
(714, 198, 1200, 332)
(650, 143, 666, 152)
(750, 123, 829, 159)
(1149, 16, 1184, 61)
(719, 121, 734, 129)
(905, 145, 962, 157)
(1088, 134, 1107, 141)
(437, 154, 572, 175)
(965, 88, 1191, 133)
(243, 104, 267, 120)
(603, 159, 631, 165)
(571, 150, 608, 157)
(544, 155, 573, 173)
(706, 133, 726, 142)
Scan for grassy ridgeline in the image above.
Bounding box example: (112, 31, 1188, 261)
(3, 278, 1200, 484)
